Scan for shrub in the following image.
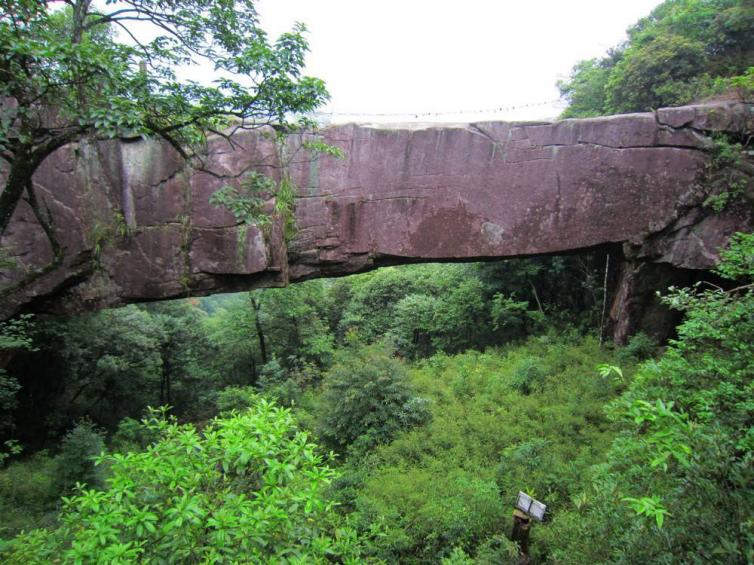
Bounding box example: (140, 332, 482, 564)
(617, 332, 658, 363)
(545, 232, 754, 562)
(2, 403, 367, 563)
(342, 335, 623, 561)
(52, 420, 105, 493)
(215, 385, 260, 413)
(510, 359, 545, 395)
(318, 343, 431, 452)
(0, 371, 20, 437)
(110, 416, 159, 454)
(390, 293, 439, 359)
(257, 358, 310, 407)
(0, 452, 59, 538)
(257, 357, 286, 388)
(473, 534, 520, 564)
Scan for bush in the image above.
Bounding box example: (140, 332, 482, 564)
(473, 534, 520, 564)
(545, 232, 754, 562)
(390, 293, 439, 359)
(110, 416, 159, 453)
(341, 335, 624, 562)
(0, 452, 59, 538)
(2, 403, 368, 563)
(318, 343, 431, 452)
(0, 371, 20, 437)
(257, 358, 311, 407)
(52, 420, 105, 493)
(617, 332, 658, 363)
(215, 385, 260, 414)
(510, 359, 545, 395)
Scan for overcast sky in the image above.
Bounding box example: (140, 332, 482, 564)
(254, 0, 663, 123)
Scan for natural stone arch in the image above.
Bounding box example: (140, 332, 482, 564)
(1, 101, 751, 342)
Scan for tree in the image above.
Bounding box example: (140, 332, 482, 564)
(558, 0, 754, 117)
(203, 294, 263, 386)
(337, 266, 426, 342)
(0, 314, 34, 439)
(390, 293, 439, 359)
(50, 419, 105, 493)
(605, 33, 706, 113)
(254, 282, 334, 369)
(557, 57, 614, 118)
(145, 301, 218, 417)
(203, 283, 334, 385)
(0, 0, 328, 242)
(49, 306, 165, 431)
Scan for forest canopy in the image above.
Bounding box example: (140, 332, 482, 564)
(558, 0, 754, 117)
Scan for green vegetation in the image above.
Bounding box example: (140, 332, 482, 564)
(2, 405, 365, 563)
(209, 133, 344, 243)
(543, 231, 754, 564)
(333, 336, 628, 562)
(558, 0, 754, 117)
(317, 343, 431, 453)
(0, 0, 752, 562)
(2, 230, 751, 562)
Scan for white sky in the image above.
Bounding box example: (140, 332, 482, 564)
(254, 0, 663, 123)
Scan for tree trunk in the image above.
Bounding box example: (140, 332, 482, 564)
(528, 280, 544, 315)
(250, 356, 257, 385)
(71, 0, 92, 44)
(511, 509, 531, 564)
(164, 354, 172, 405)
(0, 154, 33, 236)
(250, 295, 268, 365)
(165, 365, 171, 405)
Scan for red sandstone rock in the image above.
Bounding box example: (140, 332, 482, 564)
(0, 102, 751, 325)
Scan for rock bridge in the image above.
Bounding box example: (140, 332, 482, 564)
(1, 101, 752, 341)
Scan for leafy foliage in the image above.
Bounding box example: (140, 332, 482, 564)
(0, 314, 36, 449)
(557, 56, 619, 119)
(0, 314, 36, 351)
(1, 231, 750, 562)
(715, 231, 754, 279)
(0, 0, 329, 275)
(318, 343, 431, 452)
(1, 403, 368, 563)
(2, 302, 219, 447)
(209, 171, 277, 228)
(543, 232, 754, 563)
(215, 385, 260, 414)
(0, 451, 59, 539)
(2, 2, 752, 562)
(338, 336, 625, 562)
(616, 331, 659, 363)
(0, 372, 20, 438)
(622, 495, 671, 529)
(51, 419, 105, 494)
(559, 0, 754, 116)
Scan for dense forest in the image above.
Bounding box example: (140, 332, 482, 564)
(1, 0, 753, 563)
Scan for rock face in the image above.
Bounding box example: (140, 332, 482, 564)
(1, 102, 752, 338)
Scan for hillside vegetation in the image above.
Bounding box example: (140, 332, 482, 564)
(1, 231, 751, 562)
(558, 0, 753, 117)
(0, 0, 752, 562)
